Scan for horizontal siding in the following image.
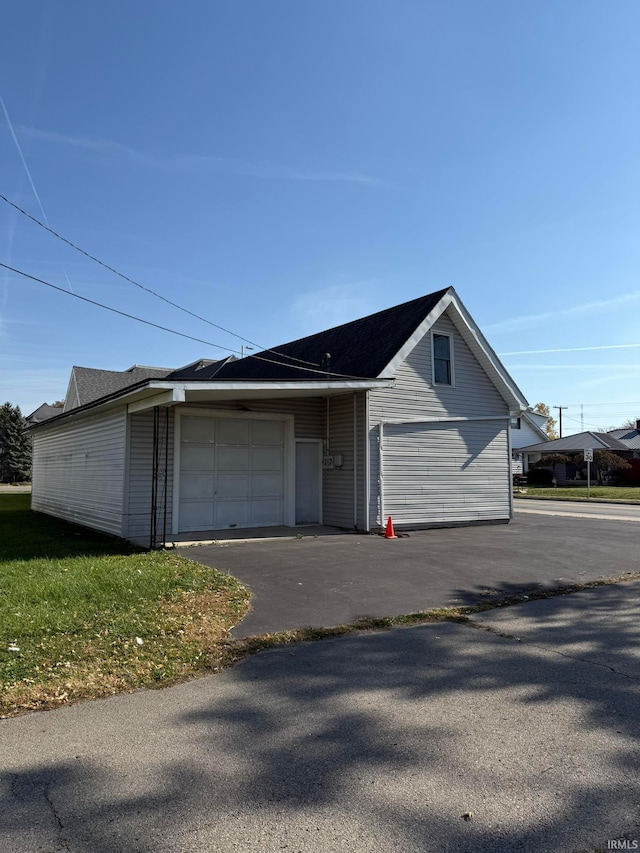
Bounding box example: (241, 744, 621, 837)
(323, 394, 357, 528)
(370, 310, 509, 423)
(382, 421, 510, 525)
(126, 409, 174, 545)
(369, 308, 510, 528)
(511, 419, 547, 449)
(179, 398, 323, 439)
(31, 409, 126, 536)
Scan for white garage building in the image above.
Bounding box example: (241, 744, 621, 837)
(29, 287, 528, 547)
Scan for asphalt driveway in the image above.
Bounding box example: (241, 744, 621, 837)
(178, 510, 640, 638)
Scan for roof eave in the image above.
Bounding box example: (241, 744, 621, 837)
(27, 378, 393, 429)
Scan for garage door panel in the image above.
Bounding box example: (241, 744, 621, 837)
(181, 446, 214, 471)
(181, 474, 215, 500)
(214, 500, 249, 528)
(217, 419, 249, 444)
(251, 448, 282, 471)
(251, 472, 283, 497)
(252, 420, 282, 445)
(250, 499, 283, 525)
(180, 501, 215, 531)
(181, 417, 216, 444)
(217, 473, 250, 498)
(217, 447, 250, 471)
(179, 415, 285, 532)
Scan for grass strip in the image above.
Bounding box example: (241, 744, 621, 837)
(0, 495, 249, 717)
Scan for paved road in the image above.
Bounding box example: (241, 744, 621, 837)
(180, 512, 640, 638)
(2, 582, 639, 852)
(515, 497, 640, 522)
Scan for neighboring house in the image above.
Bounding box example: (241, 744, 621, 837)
(25, 404, 63, 425)
(520, 429, 640, 484)
(510, 409, 549, 474)
(27, 287, 529, 547)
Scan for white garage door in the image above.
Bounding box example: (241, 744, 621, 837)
(179, 416, 284, 532)
(382, 420, 510, 525)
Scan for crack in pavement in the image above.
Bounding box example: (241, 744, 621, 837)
(42, 786, 71, 852)
(464, 619, 640, 682)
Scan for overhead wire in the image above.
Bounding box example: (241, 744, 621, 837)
(0, 191, 323, 369)
(0, 261, 373, 381)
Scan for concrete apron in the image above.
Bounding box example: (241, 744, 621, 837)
(165, 524, 351, 547)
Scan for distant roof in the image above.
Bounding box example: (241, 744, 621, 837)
(520, 431, 631, 453)
(167, 288, 451, 382)
(25, 403, 62, 424)
(72, 365, 174, 408)
(608, 428, 640, 450)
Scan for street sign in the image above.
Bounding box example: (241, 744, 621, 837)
(584, 448, 593, 462)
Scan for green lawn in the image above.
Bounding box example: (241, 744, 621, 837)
(0, 494, 250, 717)
(515, 486, 640, 502)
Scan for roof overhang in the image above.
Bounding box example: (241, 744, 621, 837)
(28, 379, 392, 430)
(378, 287, 529, 413)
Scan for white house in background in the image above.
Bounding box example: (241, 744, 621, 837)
(27, 287, 529, 547)
(510, 410, 550, 474)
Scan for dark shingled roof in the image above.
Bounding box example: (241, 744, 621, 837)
(25, 403, 62, 424)
(72, 365, 174, 407)
(520, 431, 632, 454)
(167, 288, 451, 382)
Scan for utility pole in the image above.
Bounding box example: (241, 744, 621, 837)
(241, 345, 254, 359)
(581, 404, 584, 431)
(554, 405, 568, 438)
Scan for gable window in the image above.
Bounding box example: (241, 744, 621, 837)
(510, 416, 521, 429)
(432, 332, 453, 385)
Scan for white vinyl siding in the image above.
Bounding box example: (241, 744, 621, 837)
(382, 421, 510, 525)
(323, 394, 359, 528)
(31, 409, 127, 536)
(510, 417, 548, 449)
(369, 308, 511, 528)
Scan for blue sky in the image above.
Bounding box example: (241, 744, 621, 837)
(1, 1, 639, 434)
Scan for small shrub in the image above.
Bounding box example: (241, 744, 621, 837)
(527, 468, 554, 486)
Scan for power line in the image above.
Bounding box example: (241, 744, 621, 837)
(0, 191, 321, 369)
(0, 261, 236, 350)
(1, 261, 372, 381)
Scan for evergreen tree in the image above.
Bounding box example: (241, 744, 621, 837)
(0, 403, 32, 483)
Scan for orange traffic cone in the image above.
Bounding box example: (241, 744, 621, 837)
(384, 516, 398, 539)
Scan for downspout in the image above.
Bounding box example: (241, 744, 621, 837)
(163, 407, 169, 546)
(506, 415, 514, 520)
(379, 422, 384, 529)
(364, 391, 370, 532)
(353, 392, 357, 529)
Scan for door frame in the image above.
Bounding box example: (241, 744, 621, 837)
(295, 438, 323, 525)
(172, 407, 295, 535)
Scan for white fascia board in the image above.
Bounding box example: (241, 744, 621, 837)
(127, 389, 186, 414)
(378, 290, 454, 377)
(146, 379, 392, 393)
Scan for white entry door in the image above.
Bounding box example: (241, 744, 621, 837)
(295, 440, 322, 524)
(179, 416, 284, 532)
